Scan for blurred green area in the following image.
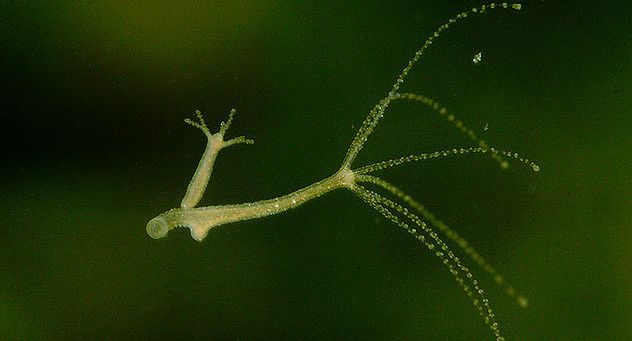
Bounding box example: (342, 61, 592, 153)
(1, 1, 631, 339)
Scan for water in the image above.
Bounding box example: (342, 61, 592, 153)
(2, 1, 631, 339)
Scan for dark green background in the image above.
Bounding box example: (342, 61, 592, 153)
(2, 1, 630, 339)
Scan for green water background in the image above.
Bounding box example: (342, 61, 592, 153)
(1, 1, 631, 339)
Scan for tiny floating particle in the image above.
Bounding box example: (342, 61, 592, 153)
(473, 52, 483, 64)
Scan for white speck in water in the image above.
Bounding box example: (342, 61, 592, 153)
(472, 52, 482, 64)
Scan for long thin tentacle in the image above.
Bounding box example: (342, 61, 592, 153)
(354, 146, 540, 175)
(356, 174, 530, 309)
(350, 183, 505, 340)
(341, 3, 523, 169)
(393, 92, 510, 167)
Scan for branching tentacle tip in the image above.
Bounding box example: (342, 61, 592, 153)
(224, 108, 237, 128)
(194, 109, 207, 127)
